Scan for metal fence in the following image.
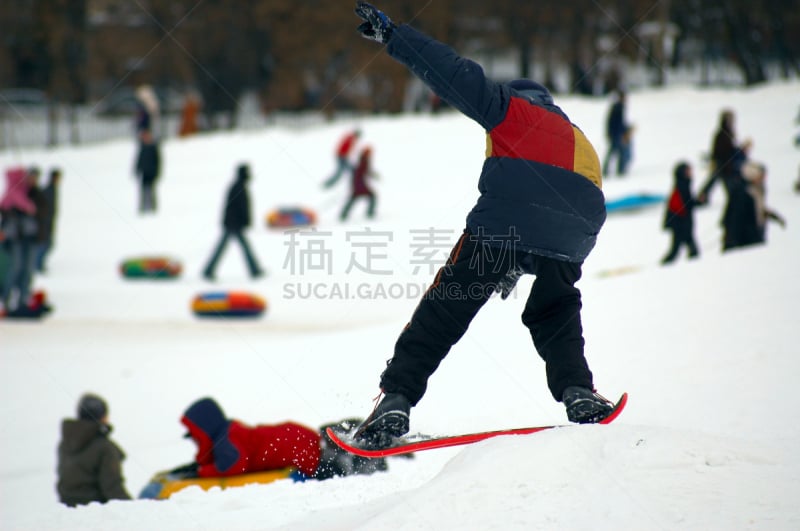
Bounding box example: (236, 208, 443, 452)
(0, 90, 350, 151)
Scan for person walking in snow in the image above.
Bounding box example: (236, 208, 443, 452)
(202, 163, 264, 281)
(339, 146, 378, 221)
(134, 129, 161, 214)
(698, 109, 751, 205)
(57, 393, 131, 506)
(661, 162, 700, 264)
(602, 89, 633, 177)
(323, 129, 361, 188)
(350, 2, 616, 450)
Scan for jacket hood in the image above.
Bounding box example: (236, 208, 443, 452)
(60, 419, 110, 454)
(0, 167, 36, 214)
(180, 398, 239, 472)
(506, 79, 553, 105)
(182, 398, 227, 437)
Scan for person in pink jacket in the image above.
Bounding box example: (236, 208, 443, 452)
(1, 167, 39, 312)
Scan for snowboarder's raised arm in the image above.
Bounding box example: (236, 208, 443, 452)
(355, 2, 508, 131)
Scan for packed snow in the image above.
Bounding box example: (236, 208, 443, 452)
(2, 81, 798, 530)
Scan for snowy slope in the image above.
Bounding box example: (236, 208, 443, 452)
(1, 81, 799, 530)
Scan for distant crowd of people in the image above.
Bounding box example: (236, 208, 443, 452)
(2, 85, 383, 306)
(600, 88, 788, 265)
(659, 108, 786, 265)
(323, 128, 379, 221)
(131, 83, 380, 282)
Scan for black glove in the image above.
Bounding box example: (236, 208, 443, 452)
(496, 266, 523, 300)
(355, 2, 395, 44)
(169, 462, 199, 477)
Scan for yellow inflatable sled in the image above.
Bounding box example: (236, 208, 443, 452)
(139, 466, 294, 499)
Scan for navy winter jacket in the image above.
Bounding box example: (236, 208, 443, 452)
(387, 25, 605, 262)
(223, 175, 251, 232)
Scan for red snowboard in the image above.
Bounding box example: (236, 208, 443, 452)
(327, 393, 628, 458)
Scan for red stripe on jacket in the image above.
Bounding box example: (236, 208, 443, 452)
(488, 97, 576, 171)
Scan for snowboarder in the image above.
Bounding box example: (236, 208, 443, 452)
(661, 162, 699, 264)
(339, 146, 378, 221)
(202, 164, 264, 281)
(351, 2, 615, 450)
(56, 394, 131, 506)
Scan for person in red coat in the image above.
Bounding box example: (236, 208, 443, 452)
(181, 397, 321, 478)
(661, 161, 699, 264)
(323, 129, 361, 188)
(339, 146, 377, 221)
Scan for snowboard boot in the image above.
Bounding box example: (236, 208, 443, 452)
(353, 393, 411, 450)
(562, 386, 615, 424)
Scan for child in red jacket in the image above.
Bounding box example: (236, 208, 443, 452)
(339, 146, 377, 221)
(182, 398, 321, 477)
(661, 161, 699, 264)
(181, 398, 386, 480)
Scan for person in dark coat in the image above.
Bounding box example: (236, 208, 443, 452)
(351, 2, 615, 450)
(179, 398, 386, 481)
(135, 129, 161, 213)
(698, 109, 751, 204)
(34, 168, 60, 272)
(339, 146, 377, 220)
(722, 161, 785, 251)
(57, 394, 131, 506)
(602, 90, 632, 177)
(26, 168, 51, 273)
(202, 164, 263, 281)
(661, 162, 699, 264)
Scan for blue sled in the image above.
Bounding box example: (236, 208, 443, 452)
(606, 193, 665, 213)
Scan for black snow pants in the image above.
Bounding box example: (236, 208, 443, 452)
(379, 230, 594, 404)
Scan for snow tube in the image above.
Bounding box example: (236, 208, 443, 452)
(605, 193, 665, 213)
(266, 207, 317, 228)
(191, 291, 267, 318)
(120, 257, 182, 279)
(139, 467, 293, 500)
